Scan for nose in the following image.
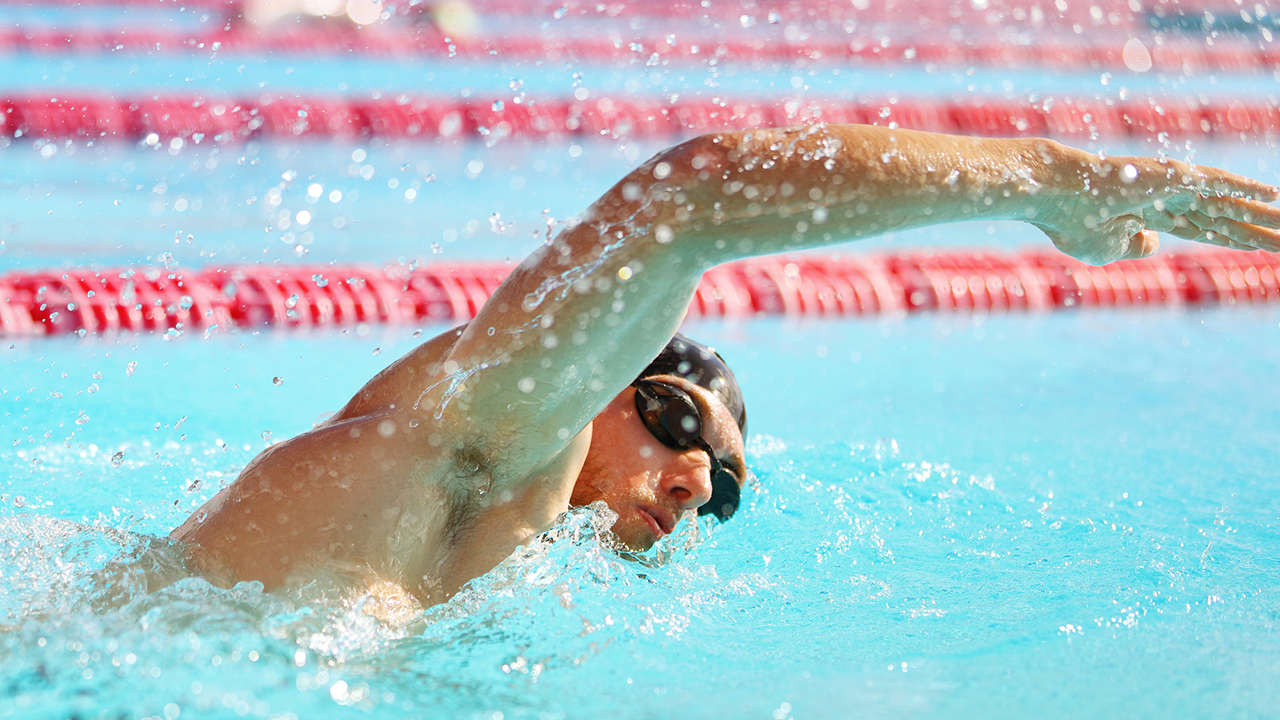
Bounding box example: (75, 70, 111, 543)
(657, 452, 714, 511)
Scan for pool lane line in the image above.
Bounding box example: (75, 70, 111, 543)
(3, 250, 1278, 337)
(0, 25, 1276, 74)
(2, 94, 1279, 143)
(0, 0, 1167, 29)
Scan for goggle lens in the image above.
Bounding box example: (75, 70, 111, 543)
(633, 379, 741, 521)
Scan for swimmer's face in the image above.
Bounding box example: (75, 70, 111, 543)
(571, 375, 747, 550)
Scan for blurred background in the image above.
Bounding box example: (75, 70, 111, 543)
(1, 0, 1278, 273)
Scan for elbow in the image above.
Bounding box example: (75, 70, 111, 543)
(636, 132, 734, 191)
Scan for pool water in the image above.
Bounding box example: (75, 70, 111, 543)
(4, 137, 1278, 271)
(3, 309, 1279, 718)
(6, 1, 1280, 716)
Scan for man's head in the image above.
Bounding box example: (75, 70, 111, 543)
(640, 334, 747, 439)
(571, 334, 748, 550)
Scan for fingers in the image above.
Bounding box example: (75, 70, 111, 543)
(1185, 210, 1280, 251)
(1143, 157, 1280, 202)
(1121, 229, 1160, 260)
(1189, 195, 1280, 228)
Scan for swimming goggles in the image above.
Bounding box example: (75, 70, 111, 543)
(631, 378, 741, 522)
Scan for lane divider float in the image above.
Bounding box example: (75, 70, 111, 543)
(4, 249, 1279, 337)
(0, 22, 1272, 74)
(3, 94, 1280, 142)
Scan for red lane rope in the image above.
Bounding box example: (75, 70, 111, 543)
(3, 94, 1279, 142)
(0, 25, 1273, 73)
(0, 0, 1141, 27)
(4, 250, 1279, 337)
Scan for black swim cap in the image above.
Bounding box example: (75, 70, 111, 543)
(638, 334, 747, 437)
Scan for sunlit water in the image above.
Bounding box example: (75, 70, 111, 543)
(6, 4, 1280, 715)
(4, 137, 1279, 270)
(3, 312, 1279, 718)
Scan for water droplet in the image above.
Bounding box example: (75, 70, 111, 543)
(75, 412, 90, 426)
(489, 212, 507, 234)
(492, 100, 504, 111)
(372, 347, 381, 356)
(273, 376, 284, 386)
(110, 451, 125, 467)
(87, 383, 99, 394)
(552, 6, 566, 19)
(740, 14, 756, 27)
(126, 361, 137, 377)
(261, 430, 273, 444)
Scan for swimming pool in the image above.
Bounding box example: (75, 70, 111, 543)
(5, 310, 1280, 718)
(4, 1, 1280, 718)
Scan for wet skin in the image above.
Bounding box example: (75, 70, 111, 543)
(172, 124, 1280, 607)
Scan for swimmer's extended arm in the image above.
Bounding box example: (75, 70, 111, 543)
(418, 125, 1280, 493)
(661, 125, 1280, 265)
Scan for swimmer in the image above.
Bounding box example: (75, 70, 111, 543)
(171, 125, 1280, 607)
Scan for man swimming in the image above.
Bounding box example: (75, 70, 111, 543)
(171, 124, 1280, 607)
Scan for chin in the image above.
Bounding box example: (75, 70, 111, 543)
(611, 520, 657, 552)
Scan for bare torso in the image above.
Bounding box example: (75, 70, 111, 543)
(171, 325, 591, 606)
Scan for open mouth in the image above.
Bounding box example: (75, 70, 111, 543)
(638, 506, 673, 540)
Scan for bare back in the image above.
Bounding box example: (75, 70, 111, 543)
(171, 325, 591, 606)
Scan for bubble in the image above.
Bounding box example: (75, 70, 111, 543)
(273, 377, 284, 386)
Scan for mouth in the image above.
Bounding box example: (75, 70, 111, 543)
(637, 506, 675, 540)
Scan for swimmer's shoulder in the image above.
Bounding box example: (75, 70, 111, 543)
(326, 323, 469, 424)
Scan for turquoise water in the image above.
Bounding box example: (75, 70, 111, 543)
(3, 311, 1280, 718)
(5, 3, 1280, 717)
(3, 137, 1279, 270)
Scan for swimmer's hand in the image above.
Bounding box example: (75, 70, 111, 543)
(1028, 149, 1280, 265)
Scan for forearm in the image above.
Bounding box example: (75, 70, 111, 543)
(624, 124, 1084, 264)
